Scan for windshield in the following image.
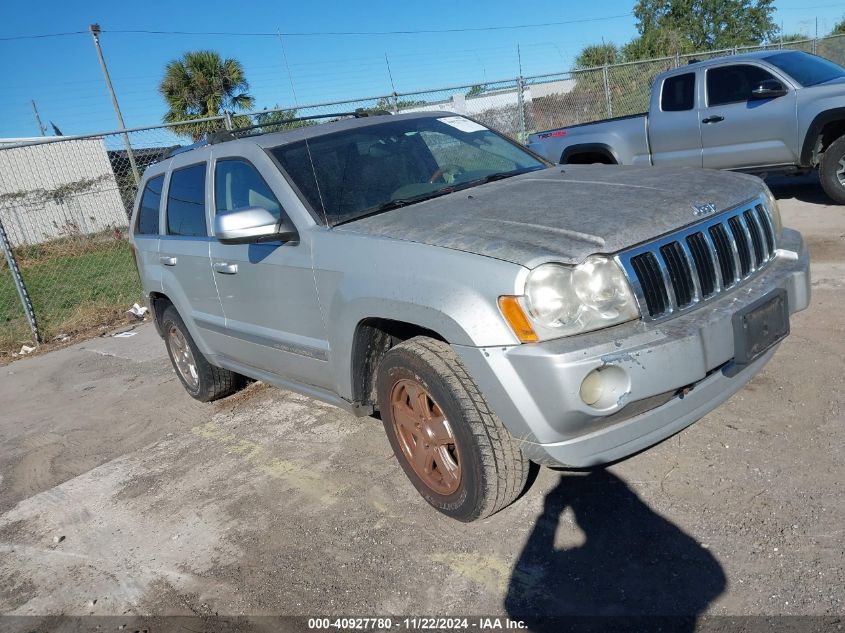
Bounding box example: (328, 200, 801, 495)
(270, 115, 547, 226)
(764, 51, 845, 87)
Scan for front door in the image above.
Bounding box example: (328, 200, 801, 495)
(208, 146, 330, 388)
(700, 63, 799, 169)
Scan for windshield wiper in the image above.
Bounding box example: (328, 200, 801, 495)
(333, 187, 457, 226)
(463, 167, 540, 188)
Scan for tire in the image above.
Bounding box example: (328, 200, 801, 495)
(161, 305, 246, 402)
(376, 336, 530, 521)
(819, 134, 845, 205)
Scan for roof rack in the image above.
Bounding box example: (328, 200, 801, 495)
(207, 108, 392, 145)
(161, 140, 207, 160)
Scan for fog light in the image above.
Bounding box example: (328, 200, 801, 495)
(580, 369, 604, 406)
(579, 365, 631, 410)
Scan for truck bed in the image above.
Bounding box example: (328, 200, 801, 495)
(527, 113, 650, 165)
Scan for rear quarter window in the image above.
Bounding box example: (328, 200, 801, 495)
(135, 175, 164, 235)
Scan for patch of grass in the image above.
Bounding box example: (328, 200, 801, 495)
(0, 239, 141, 355)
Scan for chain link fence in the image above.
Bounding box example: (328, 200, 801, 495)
(1, 33, 843, 356)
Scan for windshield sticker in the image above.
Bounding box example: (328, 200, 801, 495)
(438, 116, 488, 133)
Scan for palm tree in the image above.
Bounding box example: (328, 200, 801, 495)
(159, 51, 255, 141)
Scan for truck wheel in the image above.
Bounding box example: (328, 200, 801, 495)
(376, 336, 530, 521)
(819, 135, 845, 205)
(161, 305, 246, 402)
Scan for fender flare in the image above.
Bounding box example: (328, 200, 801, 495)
(799, 107, 845, 166)
(560, 143, 619, 165)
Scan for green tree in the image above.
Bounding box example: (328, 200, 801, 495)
(360, 96, 427, 114)
(574, 43, 621, 69)
(778, 32, 809, 44)
(622, 27, 696, 60)
(253, 108, 315, 133)
(632, 0, 777, 53)
(159, 50, 255, 141)
(832, 15, 845, 35)
(465, 85, 487, 98)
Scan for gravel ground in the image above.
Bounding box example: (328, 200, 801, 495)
(0, 176, 842, 629)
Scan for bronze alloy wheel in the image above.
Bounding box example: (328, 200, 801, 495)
(389, 378, 461, 496)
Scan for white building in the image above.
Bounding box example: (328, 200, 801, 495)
(398, 79, 576, 117)
(0, 137, 129, 247)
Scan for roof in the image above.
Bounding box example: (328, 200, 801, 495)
(138, 110, 460, 181)
(681, 48, 806, 69)
(252, 110, 455, 148)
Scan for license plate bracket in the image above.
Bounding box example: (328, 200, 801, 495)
(732, 289, 790, 367)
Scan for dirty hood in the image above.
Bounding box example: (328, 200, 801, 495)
(334, 165, 766, 267)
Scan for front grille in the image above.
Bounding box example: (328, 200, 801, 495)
(618, 199, 777, 320)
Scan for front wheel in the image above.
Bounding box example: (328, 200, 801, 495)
(376, 337, 531, 521)
(819, 135, 845, 205)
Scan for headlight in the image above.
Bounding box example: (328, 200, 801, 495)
(513, 256, 639, 340)
(762, 186, 782, 239)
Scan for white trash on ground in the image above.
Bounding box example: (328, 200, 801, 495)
(127, 303, 149, 319)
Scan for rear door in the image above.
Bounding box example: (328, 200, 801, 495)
(208, 143, 330, 388)
(700, 62, 799, 169)
(158, 152, 226, 354)
(132, 174, 164, 295)
(649, 71, 703, 167)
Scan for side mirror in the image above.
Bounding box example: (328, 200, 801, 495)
(214, 207, 298, 245)
(751, 79, 787, 100)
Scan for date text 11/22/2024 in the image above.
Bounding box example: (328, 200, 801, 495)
(306, 617, 528, 630)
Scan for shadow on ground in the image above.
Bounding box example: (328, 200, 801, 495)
(766, 173, 836, 205)
(504, 470, 726, 632)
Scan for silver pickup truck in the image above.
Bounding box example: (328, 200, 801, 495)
(528, 50, 845, 204)
(131, 111, 810, 521)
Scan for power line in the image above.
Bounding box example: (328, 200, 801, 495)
(102, 14, 633, 37)
(0, 30, 86, 41)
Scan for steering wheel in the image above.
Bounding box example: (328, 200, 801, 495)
(429, 163, 466, 184)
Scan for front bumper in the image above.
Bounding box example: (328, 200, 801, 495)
(454, 228, 810, 467)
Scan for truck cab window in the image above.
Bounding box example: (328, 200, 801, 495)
(707, 64, 778, 107)
(661, 73, 695, 111)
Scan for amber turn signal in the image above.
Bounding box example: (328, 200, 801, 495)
(498, 296, 539, 343)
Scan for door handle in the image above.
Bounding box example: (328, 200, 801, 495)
(702, 115, 725, 124)
(159, 256, 177, 266)
(213, 262, 238, 275)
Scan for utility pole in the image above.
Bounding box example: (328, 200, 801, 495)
(30, 100, 47, 136)
(814, 17, 818, 54)
(516, 44, 527, 144)
(88, 23, 139, 185)
(384, 53, 399, 114)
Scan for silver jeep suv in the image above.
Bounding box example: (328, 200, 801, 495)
(131, 111, 810, 521)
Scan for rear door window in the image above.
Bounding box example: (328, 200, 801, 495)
(661, 73, 695, 111)
(166, 163, 208, 237)
(707, 64, 778, 107)
(135, 175, 164, 235)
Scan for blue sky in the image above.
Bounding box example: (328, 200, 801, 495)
(1, 0, 843, 138)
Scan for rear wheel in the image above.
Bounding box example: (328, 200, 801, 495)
(376, 337, 530, 521)
(161, 306, 246, 402)
(819, 134, 845, 205)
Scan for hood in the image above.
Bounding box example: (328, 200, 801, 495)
(333, 165, 765, 267)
